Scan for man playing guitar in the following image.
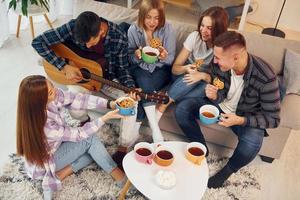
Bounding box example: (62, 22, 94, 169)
(32, 11, 135, 98)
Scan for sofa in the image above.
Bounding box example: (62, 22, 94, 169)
(73, 0, 300, 163)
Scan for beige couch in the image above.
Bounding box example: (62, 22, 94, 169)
(73, 1, 300, 162)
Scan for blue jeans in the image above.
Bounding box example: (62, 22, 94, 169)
(54, 135, 117, 174)
(131, 65, 171, 120)
(168, 75, 207, 101)
(175, 97, 264, 172)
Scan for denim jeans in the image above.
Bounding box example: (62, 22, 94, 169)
(54, 135, 117, 174)
(131, 65, 171, 120)
(175, 97, 264, 172)
(168, 75, 207, 101)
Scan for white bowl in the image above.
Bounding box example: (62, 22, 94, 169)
(155, 170, 176, 190)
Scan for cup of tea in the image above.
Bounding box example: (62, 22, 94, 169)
(134, 142, 154, 164)
(154, 146, 174, 167)
(141, 46, 159, 64)
(185, 142, 207, 165)
(199, 104, 220, 125)
(115, 97, 136, 116)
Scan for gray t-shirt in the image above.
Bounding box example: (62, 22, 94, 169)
(183, 31, 213, 64)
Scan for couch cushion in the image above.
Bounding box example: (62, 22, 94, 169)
(241, 31, 300, 75)
(73, 0, 138, 24)
(284, 49, 300, 95)
(280, 94, 300, 130)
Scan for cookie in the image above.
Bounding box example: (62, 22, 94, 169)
(150, 38, 162, 49)
(213, 77, 224, 90)
(193, 59, 204, 68)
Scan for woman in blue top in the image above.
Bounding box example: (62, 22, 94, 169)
(157, 6, 229, 113)
(127, 0, 176, 142)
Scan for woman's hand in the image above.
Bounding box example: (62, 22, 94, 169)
(101, 109, 124, 122)
(184, 64, 197, 74)
(158, 46, 168, 60)
(135, 46, 142, 60)
(183, 71, 203, 85)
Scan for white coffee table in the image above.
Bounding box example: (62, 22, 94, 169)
(119, 141, 209, 200)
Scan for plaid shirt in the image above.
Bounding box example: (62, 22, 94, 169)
(25, 89, 107, 194)
(32, 19, 135, 88)
(201, 54, 281, 129)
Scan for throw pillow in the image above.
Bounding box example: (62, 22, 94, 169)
(284, 49, 300, 95)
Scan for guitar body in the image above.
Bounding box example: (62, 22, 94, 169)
(43, 44, 103, 92)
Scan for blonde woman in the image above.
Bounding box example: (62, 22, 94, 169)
(127, 0, 176, 142)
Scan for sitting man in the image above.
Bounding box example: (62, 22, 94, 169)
(32, 11, 135, 99)
(175, 31, 281, 188)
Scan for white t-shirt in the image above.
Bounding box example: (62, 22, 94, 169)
(183, 31, 213, 64)
(219, 69, 245, 113)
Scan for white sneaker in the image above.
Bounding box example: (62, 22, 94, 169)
(101, 84, 126, 99)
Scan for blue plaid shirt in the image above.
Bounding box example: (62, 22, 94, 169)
(32, 19, 135, 88)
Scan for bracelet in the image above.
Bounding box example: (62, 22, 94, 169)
(107, 99, 112, 109)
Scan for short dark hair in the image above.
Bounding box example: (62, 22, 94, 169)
(74, 11, 101, 43)
(213, 31, 246, 50)
(197, 6, 229, 43)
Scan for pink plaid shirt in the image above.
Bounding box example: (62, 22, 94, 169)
(25, 89, 107, 193)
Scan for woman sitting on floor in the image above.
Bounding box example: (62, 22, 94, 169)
(16, 75, 137, 199)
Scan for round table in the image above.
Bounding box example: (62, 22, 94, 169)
(119, 141, 209, 200)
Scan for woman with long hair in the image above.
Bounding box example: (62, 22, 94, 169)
(127, 0, 176, 143)
(16, 75, 128, 199)
(158, 6, 229, 113)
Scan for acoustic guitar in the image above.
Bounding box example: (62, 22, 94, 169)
(43, 44, 169, 104)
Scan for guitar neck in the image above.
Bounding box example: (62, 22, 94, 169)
(90, 74, 132, 93)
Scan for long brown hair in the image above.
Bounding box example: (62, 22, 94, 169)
(138, 0, 166, 30)
(16, 75, 50, 167)
(197, 6, 229, 43)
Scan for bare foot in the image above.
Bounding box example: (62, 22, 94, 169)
(56, 165, 73, 180)
(111, 167, 125, 181)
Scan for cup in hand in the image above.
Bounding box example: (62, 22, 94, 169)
(141, 46, 159, 64)
(115, 97, 136, 116)
(199, 104, 220, 125)
(185, 142, 207, 165)
(154, 145, 174, 167)
(134, 142, 154, 164)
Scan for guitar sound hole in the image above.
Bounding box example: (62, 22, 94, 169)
(80, 68, 91, 83)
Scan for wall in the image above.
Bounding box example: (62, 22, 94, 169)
(247, 0, 300, 32)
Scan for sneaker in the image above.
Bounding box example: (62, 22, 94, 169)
(112, 151, 127, 172)
(101, 85, 125, 99)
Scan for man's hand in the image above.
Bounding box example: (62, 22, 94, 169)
(158, 46, 168, 60)
(128, 89, 141, 101)
(205, 84, 218, 100)
(62, 64, 82, 82)
(218, 113, 246, 127)
(101, 109, 124, 122)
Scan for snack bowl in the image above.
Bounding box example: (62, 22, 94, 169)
(155, 170, 176, 190)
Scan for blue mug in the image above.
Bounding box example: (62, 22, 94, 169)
(115, 97, 136, 116)
(199, 105, 220, 125)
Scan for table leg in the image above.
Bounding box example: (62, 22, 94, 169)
(118, 179, 132, 200)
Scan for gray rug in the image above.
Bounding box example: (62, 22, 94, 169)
(0, 123, 260, 200)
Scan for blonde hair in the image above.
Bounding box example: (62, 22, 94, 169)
(138, 0, 166, 30)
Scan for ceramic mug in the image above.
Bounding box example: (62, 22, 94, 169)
(153, 145, 174, 167)
(115, 97, 136, 116)
(141, 46, 159, 64)
(185, 142, 207, 165)
(199, 104, 220, 125)
(134, 142, 154, 164)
